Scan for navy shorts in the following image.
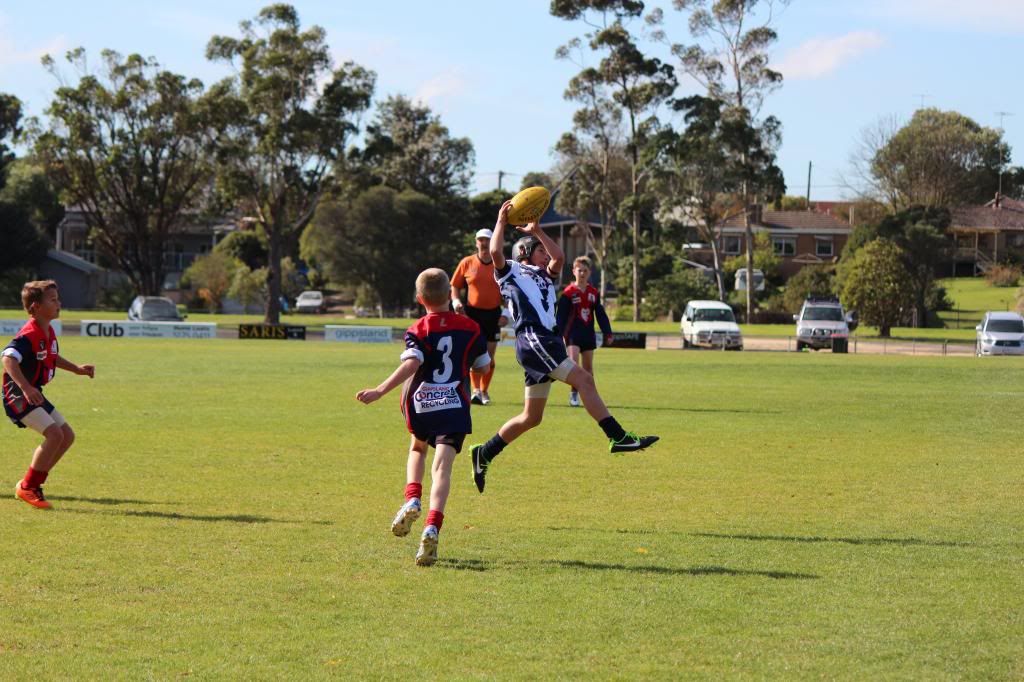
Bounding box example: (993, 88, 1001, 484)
(565, 328, 598, 352)
(5, 394, 56, 429)
(412, 432, 467, 453)
(465, 305, 502, 344)
(515, 327, 570, 386)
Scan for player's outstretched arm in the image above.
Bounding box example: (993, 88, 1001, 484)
(356, 357, 420, 404)
(57, 355, 94, 378)
(524, 220, 563, 277)
(490, 200, 512, 271)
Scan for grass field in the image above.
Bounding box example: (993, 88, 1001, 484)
(938, 277, 1022, 329)
(1, 337, 1022, 678)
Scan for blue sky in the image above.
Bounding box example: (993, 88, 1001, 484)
(2, 1, 1023, 200)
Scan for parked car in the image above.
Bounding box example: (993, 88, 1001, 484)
(975, 311, 1024, 356)
(680, 300, 743, 350)
(734, 268, 765, 292)
(294, 290, 326, 314)
(793, 296, 855, 353)
(127, 296, 186, 321)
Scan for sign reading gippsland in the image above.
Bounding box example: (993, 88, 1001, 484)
(0, 320, 62, 336)
(80, 320, 216, 339)
(324, 325, 392, 343)
(238, 324, 306, 340)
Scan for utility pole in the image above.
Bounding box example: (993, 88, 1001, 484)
(497, 170, 505, 191)
(806, 161, 812, 209)
(913, 94, 930, 110)
(996, 111, 1013, 197)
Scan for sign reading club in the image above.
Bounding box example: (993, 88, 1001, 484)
(81, 321, 216, 339)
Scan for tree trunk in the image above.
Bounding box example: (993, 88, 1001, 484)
(265, 225, 282, 324)
(744, 186, 754, 324)
(710, 239, 725, 301)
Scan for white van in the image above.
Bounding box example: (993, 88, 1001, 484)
(681, 300, 743, 350)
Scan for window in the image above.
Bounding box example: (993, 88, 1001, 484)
(815, 238, 834, 257)
(723, 236, 742, 255)
(772, 237, 796, 256)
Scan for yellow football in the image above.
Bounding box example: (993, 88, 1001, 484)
(507, 186, 551, 225)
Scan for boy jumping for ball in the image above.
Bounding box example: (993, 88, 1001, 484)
(3, 280, 95, 509)
(469, 201, 658, 493)
(356, 268, 490, 566)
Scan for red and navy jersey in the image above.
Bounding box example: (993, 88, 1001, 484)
(3, 319, 59, 416)
(556, 283, 612, 340)
(399, 312, 490, 438)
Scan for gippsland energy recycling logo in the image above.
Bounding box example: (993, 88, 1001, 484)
(413, 381, 462, 413)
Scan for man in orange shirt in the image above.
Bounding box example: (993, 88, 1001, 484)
(451, 228, 505, 405)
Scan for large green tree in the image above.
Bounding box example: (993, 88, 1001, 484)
(301, 185, 452, 310)
(843, 206, 950, 327)
(649, 95, 783, 300)
(861, 109, 1009, 210)
(206, 4, 375, 323)
(33, 49, 222, 295)
(0, 93, 22, 187)
(356, 94, 474, 198)
(656, 0, 789, 320)
(838, 239, 914, 337)
(553, 0, 677, 321)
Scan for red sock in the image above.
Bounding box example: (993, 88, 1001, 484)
(23, 467, 48, 489)
(404, 482, 422, 501)
(426, 509, 444, 531)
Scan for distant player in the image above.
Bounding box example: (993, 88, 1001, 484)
(451, 228, 505, 405)
(556, 256, 613, 407)
(3, 280, 95, 509)
(469, 201, 658, 493)
(356, 268, 490, 566)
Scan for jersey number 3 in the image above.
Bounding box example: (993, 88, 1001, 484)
(433, 336, 454, 383)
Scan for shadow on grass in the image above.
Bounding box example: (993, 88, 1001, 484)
(601, 404, 783, 415)
(58, 495, 174, 506)
(436, 557, 816, 580)
(59, 507, 333, 525)
(693, 532, 970, 548)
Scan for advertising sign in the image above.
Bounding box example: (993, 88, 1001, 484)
(80, 320, 216, 339)
(600, 332, 646, 349)
(238, 324, 306, 340)
(0, 320, 62, 336)
(323, 325, 392, 343)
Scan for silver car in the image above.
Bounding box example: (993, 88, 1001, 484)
(127, 296, 185, 321)
(975, 311, 1024, 356)
(794, 296, 856, 353)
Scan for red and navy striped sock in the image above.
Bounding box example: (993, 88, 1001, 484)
(426, 510, 444, 532)
(404, 482, 422, 501)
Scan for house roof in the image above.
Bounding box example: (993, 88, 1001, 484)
(46, 248, 105, 274)
(951, 196, 1024, 232)
(537, 190, 603, 229)
(721, 209, 852, 234)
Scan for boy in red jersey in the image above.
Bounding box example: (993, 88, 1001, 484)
(3, 280, 95, 509)
(356, 268, 490, 566)
(556, 256, 613, 407)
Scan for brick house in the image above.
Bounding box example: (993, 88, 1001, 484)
(710, 208, 853, 278)
(949, 195, 1024, 275)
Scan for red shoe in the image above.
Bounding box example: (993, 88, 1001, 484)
(15, 483, 52, 510)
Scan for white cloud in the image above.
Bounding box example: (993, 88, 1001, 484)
(0, 27, 67, 70)
(866, 0, 1024, 33)
(776, 31, 885, 80)
(413, 71, 468, 107)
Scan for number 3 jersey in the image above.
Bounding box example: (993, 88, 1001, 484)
(399, 311, 490, 437)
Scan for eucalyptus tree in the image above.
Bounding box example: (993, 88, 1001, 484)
(654, 0, 789, 319)
(33, 50, 221, 295)
(206, 4, 375, 323)
(552, 0, 677, 321)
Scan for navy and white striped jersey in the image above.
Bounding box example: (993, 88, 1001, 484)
(494, 261, 558, 333)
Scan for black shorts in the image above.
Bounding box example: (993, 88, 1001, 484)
(565, 328, 598, 352)
(464, 305, 502, 344)
(515, 327, 570, 386)
(412, 432, 467, 453)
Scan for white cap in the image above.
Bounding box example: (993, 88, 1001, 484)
(475, 228, 493, 240)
